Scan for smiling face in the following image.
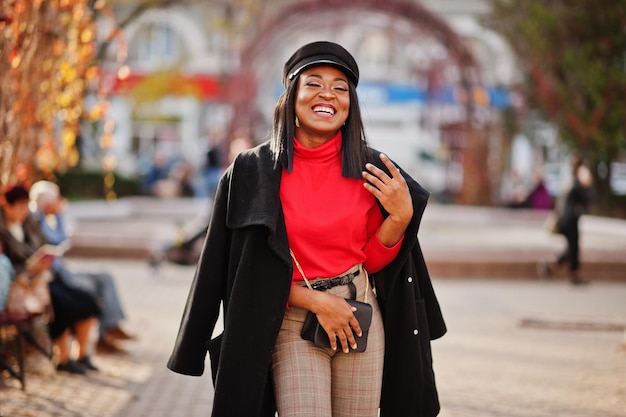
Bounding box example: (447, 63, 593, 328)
(294, 65, 350, 148)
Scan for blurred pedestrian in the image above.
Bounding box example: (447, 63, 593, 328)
(141, 151, 170, 195)
(543, 152, 593, 284)
(524, 168, 553, 210)
(167, 41, 446, 417)
(169, 159, 196, 197)
(202, 135, 224, 198)
(30, 180, 136, 353)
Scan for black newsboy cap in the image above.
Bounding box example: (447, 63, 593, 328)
(283, 41, 359, 87)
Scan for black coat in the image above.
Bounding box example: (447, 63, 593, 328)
(167, 141, 446, 417)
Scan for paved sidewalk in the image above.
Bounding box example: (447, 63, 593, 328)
(1, 260, 214, 417)
(2, 258, 625, 417)
(2, 198, 625, 415)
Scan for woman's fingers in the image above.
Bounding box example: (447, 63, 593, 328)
(363, 154, 406, 191)
(328, 321, 359, 353)
(319, 298, 362, 352)
(379, 153, 403, 178)
(363, 154, 411, 215)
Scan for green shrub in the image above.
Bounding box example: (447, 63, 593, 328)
(55, 169, 141, 200)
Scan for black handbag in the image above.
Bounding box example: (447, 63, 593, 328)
(301, 298, 372, 352)
(290, 249, 372, 352)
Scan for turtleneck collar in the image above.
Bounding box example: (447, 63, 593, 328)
(293, 131, 342, 163)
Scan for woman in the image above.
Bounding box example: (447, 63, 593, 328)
(168, 41, 446, 417)
(30, 180, 135, 353)
(547, 153, 593, 284)
(0, 184, 100, 374)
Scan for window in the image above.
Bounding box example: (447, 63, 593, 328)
(128, 23, 183, 67)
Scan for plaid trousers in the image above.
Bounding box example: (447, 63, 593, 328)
(272, 267, 384, 417)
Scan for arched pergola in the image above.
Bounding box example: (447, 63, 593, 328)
(226, 0, 480, 136)
(223, 0, 494, 205)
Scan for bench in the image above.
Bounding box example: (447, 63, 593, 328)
(0, 312, 53, 390)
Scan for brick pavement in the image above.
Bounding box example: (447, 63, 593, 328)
(2, 258, 625, 417)
(433, 279, 626, 417)
(1, 260, 215, 417)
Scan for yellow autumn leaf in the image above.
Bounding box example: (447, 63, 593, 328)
(68, 148, 80, 167)
(60, 63, 77, 82)
(57, 93, 72, 108)
(62, 128, 76, 147)
(80, 29, 93, 43)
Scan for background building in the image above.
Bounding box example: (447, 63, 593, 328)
(95, 0, 523, 202)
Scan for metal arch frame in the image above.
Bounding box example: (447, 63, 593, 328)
(244, 0, 476, 73)
(228, 0, 480, 136)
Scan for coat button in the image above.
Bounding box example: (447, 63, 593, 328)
(413, 329, 419, 335)
(407, 276, 413, 283)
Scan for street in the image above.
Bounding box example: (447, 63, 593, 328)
(434, 278, 625, 417)
(2, 258, 624, 417)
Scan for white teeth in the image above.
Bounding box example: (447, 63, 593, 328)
(313, 106, 335, 115)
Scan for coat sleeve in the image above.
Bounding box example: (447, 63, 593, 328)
(167, 169, 231, 376)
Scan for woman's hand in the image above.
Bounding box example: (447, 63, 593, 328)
(289, 285, 361, 353)
(14, 272, 31, 288)
(27, 255, 54, 276)
(362, 153, 413, 246)
(314, 292, 362, 353)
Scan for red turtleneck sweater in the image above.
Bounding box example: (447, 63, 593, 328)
(280, 132, 402, 283)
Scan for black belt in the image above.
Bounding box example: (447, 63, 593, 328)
(310, 269, 360, 299)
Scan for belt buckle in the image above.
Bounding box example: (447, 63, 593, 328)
(311, 280, 329, 291)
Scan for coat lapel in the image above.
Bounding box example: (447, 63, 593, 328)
(225, 142, 291, 267)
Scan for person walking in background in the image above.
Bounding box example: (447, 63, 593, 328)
(168, 41, 446, 417)
(544, 152, 593, 284)
(202, 139, 223, 198)
(0, 183, 100, 374)
(29, 180, 136, 354)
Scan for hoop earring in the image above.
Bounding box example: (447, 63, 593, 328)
(295, 116, 300, 128)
